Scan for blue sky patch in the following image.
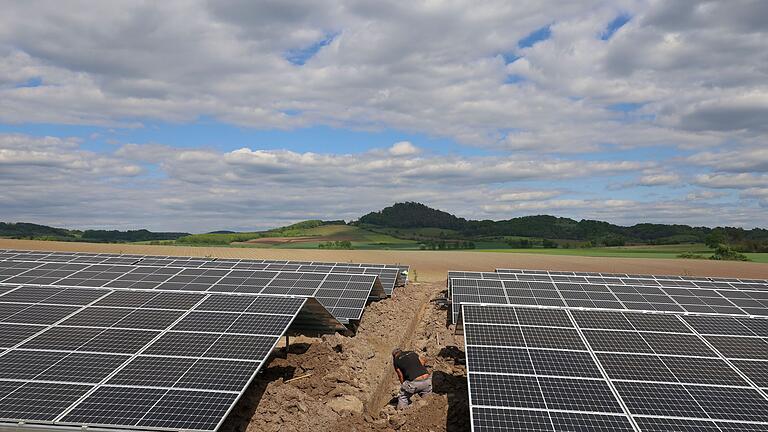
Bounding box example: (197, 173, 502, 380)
(607, 102, 644, 112)
(15, 77, 42, 88)
(518, 25, 552, 48)
(601, 14, 631, 40)
(505, 74, 526, 84)
(285, 32, 339, 65)
(500, 53, 521, 64)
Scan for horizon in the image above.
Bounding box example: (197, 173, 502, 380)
(2, 1, 767, 232)
(5, 201, 768, 235)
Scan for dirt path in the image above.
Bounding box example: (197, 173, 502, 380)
(3, 239, 767, 281)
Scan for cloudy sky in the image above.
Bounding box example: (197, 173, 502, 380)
(1, 0, 767, 232)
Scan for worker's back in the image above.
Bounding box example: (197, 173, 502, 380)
(394, 351, 428, 381)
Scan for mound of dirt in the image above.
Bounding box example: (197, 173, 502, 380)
(219, 281, 466, 432)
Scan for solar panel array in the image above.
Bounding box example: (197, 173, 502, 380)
(0, 249, 404, 295)
(0, 261, 383, 323)
(495, 268, 768, 285)
(448, 271, 768, 323)
(0, 248, 412, 432)
(0, 284, 308, 431)
(463, 303, 768, 432)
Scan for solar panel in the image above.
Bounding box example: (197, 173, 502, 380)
(0, 286, 313, 432)
(449, 276, 768, 323)
(462, 303, 768, 432)
(0, 261, 384, 322)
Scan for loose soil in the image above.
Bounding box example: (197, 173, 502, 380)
(218, 281, 466, 432)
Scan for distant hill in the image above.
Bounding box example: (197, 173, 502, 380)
(359, 202, 466, 230)
(4, 204, 768, 253)
(358, 202, 768, 250)
(81, 229, 190, 242)
(0, 222, 74, 239)
(0, 222, 189, 243)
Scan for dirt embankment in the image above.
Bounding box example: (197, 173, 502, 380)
(219, 281, 467, 432)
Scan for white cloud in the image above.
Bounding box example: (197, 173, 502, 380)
(688, 147, 768, 173)
(0, 0, 763, 156)
(497, 190, 563, 201)
(1, 2, 767, 230)
(388, 141, 420, 156)
(685, 190, 727, 201)
(694, 173, 768, 189)
(6, 132, 761, 231)
(637, 172, 681, 186)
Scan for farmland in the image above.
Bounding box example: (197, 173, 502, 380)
(2, 239, 766, 282)
(476, 243, 768, 263)
(176, 224, 420, 250)
(171, 225, 768, 263)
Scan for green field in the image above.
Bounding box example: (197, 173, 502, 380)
(142, 223, 768, 262)
(475, 243, 768, 263)
(176, 224, 422, 250)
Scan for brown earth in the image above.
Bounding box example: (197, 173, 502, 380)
(218, 281, 466, 432)
(1, 239, 767, 281)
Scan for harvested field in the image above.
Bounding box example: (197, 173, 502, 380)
(1, 239, 766, 281)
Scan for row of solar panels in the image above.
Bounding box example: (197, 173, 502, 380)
(448, 271, 768, 323)
(496, 267, 768, 284)
(0, 285, 313, 431)
(0, 249, 409, 432)
(451, 267, 768, 432)
(0, 249, 409, 296)
(450, 270, 768, 291)
(0, 261, 384, 323)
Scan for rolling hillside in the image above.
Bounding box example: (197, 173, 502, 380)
(4, 202, 768, 261)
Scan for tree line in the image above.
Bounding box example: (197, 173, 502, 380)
(358, 202, 768, 251)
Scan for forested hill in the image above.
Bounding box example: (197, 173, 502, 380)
(358, 202, 768, 245)
(0, 222, 189, 243)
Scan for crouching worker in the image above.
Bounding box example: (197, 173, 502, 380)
(392, 347, 432, 409)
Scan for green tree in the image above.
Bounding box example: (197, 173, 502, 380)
(710, 244, 749, 261)
(705, 230, 728, 249)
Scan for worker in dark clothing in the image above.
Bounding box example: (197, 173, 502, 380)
(392, 347, 432, 409)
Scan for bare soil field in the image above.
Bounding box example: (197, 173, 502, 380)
(1, 239, 766, 281)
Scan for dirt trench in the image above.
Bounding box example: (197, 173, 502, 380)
(218, 281, 470, 432)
